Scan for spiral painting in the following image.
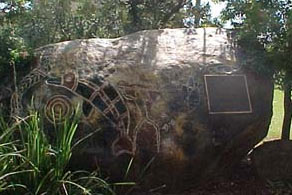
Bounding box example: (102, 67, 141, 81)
(44, 95, 74, 123)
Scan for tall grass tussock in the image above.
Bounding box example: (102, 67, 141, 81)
(0, 110, 115, 195)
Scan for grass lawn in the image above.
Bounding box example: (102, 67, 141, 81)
(265, 89, 292, 140)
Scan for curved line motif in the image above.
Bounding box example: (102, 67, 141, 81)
(44, 73, 130, 137)
(44, 95, 74, 124)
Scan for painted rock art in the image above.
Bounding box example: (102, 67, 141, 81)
(10, 28, 273, 191)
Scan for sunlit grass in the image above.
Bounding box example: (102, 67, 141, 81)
(265, 89, 292, 140)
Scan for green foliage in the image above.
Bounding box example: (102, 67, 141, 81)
(21, 0, 189, 47)
(7, 0, 214, 48)
(121, 0, 187, 32)
(0, 23, 33, 79)
(0, 111, 115, 195)
(0, 0, 215, 79)
(0, 2, 33, 80)
(220, 0, 292, 81)
(20, 0, 120, 47)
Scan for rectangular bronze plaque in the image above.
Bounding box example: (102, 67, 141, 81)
(204, 75, 252, 114)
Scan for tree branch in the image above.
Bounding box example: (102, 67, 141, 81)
(159, 0, 188, 27)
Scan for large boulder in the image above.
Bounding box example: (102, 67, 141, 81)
(11, 28, 273, 191)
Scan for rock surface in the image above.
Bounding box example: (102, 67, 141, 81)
(252, 140, 292, 181)
(11, 27, 273, 192)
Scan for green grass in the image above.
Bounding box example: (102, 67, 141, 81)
(0, 111, 116, 195)
(265, 89, 292, 140)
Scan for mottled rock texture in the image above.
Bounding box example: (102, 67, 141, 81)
(11, 28, 273, 192)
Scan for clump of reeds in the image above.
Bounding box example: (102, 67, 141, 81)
(0, 110, 115, 195)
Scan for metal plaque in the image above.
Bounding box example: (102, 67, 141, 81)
(204, 75, 252, 114)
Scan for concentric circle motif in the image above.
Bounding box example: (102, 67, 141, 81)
(45, 95, 73, 123)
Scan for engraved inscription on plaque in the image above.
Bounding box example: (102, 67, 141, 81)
(204, 75, 252, 114)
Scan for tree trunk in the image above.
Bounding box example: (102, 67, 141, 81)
(194, 0, 201, 27)
(281, 76, 292, 140)
(160, 0, 187, 27)
(128, 0, 141, 33)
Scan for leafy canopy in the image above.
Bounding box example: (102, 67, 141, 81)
(0, 0, 215, 79)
